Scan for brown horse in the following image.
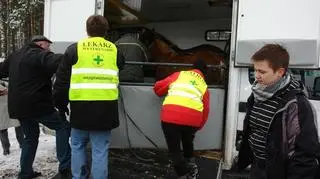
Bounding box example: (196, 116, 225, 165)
(139, 28, 226, 85)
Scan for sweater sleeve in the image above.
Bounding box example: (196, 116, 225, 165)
(53, 43, 77, 110)
(29, 48, 64, 75)
(200, 90, 210, 129)
(153, 72, 179, 97)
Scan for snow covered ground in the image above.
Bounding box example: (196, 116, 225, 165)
(0, 128, 221, 179)
(0, 128, 59, 178)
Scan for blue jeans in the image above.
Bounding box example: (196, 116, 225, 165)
(71, 128, 110, 179)
(19, 112, 71, 179)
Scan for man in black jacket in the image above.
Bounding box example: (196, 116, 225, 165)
(53, 15, 124, 178)
(236, 44, 320, 179)
(0, 35, 71, 179)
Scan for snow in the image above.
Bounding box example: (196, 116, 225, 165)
(0, 128, 59, 178)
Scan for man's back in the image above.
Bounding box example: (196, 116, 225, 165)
(4, 43, 62, 119)
(115, 35, 147, 82)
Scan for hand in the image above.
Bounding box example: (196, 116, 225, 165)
(0, 89, 8, 96)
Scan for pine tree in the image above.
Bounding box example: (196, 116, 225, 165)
(0, 0, 44, 57)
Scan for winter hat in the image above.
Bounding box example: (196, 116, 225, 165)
(31, 35, 52, 44)
(193, 59, 207, 75)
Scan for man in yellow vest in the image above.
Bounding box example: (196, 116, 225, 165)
(154, 59, 210, 179)
(53, 15, 124, 179)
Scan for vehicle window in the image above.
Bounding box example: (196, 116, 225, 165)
(248, 68, 320, 100)
(298, 69, 320, 100)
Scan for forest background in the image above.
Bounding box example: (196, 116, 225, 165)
(0, 0, 44, 58)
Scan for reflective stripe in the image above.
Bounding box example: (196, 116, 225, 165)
(70, 83, 117, 89)
(168, 91, 202, 102)
(72, 68, 118, 76)
(170, 84, 202, 97)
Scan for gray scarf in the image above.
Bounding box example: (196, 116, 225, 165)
(252, 74, 291, 102)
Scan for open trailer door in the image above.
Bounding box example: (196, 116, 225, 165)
(234, 0, 320, 68)
(43, 0, 102, 53)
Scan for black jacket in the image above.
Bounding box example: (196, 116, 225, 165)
(115, 35, 148, 82)
(237, 84, 320, 179)
(53, 42, 124, 131)
(0, 43, 63, 119)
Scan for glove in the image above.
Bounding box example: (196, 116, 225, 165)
(0, 89, 8, 96)
(58, 106, 69, 116)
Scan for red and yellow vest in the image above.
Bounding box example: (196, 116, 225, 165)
(163, 71, 207, 111)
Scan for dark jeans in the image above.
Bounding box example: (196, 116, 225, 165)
(0, 127, 24, 151)
(19, 112, 71, 179)
(161, 122, 198, 176)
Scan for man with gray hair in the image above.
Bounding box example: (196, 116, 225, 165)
(0, 35, 71, 179)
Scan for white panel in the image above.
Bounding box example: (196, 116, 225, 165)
(110, 86, 225, 150)
(235, 0, 320, 67)
(237, 68, 252, 131)
(237, 0, 319, 40)
(44, 0, 96, 42)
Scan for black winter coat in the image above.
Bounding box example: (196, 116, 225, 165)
(53, 42, 124, 131)
(237, 87, 320, 179)
(0, 43, 63, 119)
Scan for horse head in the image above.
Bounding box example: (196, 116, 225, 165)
(139, 27, 156, 50)
(120, 27, 227, 85)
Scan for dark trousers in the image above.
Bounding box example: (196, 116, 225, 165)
(250, 159, 267, 179)
(18, 112, 71, 179)
(161, 122, 198, 176)
(0, 127, 24, 151)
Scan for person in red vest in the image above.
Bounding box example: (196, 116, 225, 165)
(154, 59, 210, 179)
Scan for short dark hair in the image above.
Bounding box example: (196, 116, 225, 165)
(251, 44, 289, 71)
(86, 15, 109, 37)
(193, 59, 207, 75)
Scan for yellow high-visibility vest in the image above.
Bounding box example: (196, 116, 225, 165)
(163, 71, 207, 111)
(69, 37, 119, 101)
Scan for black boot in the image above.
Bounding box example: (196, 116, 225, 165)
(59, 168, 72, 178)
(18, 171, 42, 179)
(31, 171, 41, 178)
(185, 157, 198, 179)
(3, 149, 10, 155)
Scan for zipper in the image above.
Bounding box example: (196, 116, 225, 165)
(267, 99, 297, 134)
(265, 99, 297, 158)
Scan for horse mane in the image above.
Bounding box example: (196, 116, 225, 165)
(139, 27, 177, 49)
(179, 44, 225, 55)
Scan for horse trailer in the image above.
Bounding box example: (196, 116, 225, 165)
(43, 0, 320, 178)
